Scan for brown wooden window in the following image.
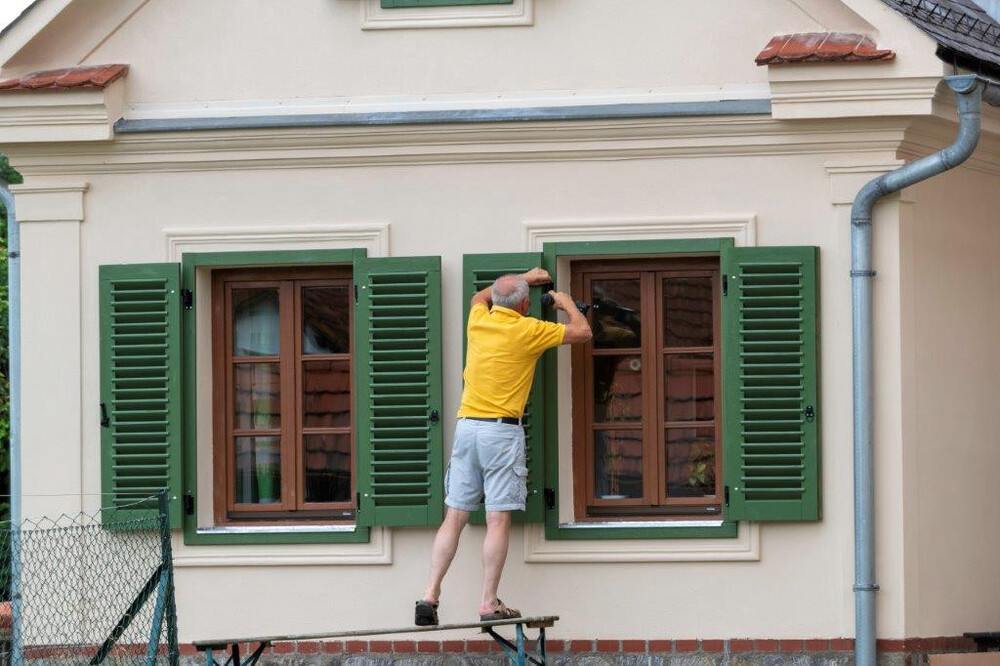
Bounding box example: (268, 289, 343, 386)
(570, 257, 722, 519)
(212, 267, 355, 523)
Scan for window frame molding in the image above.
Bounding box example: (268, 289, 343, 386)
(361, 0, 532, 29)
(181, 249, 372, 546)
(541, 238, 739, 541)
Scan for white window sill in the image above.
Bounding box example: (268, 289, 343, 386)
(523, 522, 760, 563)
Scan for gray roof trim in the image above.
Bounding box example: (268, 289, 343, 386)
(113, 99, 773, 133)
(883, 0, 1000, 74)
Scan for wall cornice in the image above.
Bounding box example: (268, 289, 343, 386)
(5, 115, 918, 176)
(0, 80, 124, 143)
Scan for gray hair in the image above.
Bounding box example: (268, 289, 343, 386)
(491, 274, 529, 309)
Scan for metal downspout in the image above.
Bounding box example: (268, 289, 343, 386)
(0, 163, 22, 666)
(850, 73, 983, 666)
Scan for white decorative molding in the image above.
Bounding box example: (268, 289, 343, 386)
(524, 214, 757, 251)
(10, 179, 88, 223)
(164, 223, 390, 261)
(8, 116, 922, 176)
(0, 82, 125, 144)
(523, 523, 760, 563)
(361, 0, 532, 30)
(767, 75, 941, 120)
(173, 527, 392, 567)
(825, 159, 907, 205)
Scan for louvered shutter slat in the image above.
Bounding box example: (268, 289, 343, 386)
(99, 264, 182, 526)
(462, 253, 546, 523)
(355, 257, 444, 527)
(722, 247, 820, 522)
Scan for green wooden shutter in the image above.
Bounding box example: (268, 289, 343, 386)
(99, 264, 183, 527)
(355, 256, 444, 527)
(462, 253, 546, 522)
(722, 246, 820, 521)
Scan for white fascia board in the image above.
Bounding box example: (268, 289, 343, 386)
(0, 0, 73, 67)
(0, 78, 123, 143)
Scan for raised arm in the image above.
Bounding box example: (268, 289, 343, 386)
(469, 267, 552, 310)
(548, 291, 593, 344)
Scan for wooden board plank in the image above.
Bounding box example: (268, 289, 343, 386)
(193, 615, 559, 650)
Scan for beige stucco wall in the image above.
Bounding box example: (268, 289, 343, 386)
(12, 141, 910, 641)
(899, 166, 1000, 638)
(3, 0, 997, 647)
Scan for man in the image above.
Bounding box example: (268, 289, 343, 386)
(415, 268, 592, 626)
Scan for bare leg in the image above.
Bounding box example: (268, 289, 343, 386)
(479, 511, 512, 613)
(422, 507, 470, 603)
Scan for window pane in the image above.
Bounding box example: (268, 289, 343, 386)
(233, 288, 279, 356)
(663, 276, 713, 348)
(593, 355, 642, 422)
(233, 363, 280, 430)
(303, 434, 352, 503)
(593, 430, 643, 499)
(303, 360, 351, 428)
(234, 436, 281, 504)
(303, 285, 351, 355)
(590, 279, 641, 348)
(665, 428, 715, 498)
(664, 353, 714, 422)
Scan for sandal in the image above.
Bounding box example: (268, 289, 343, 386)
(479, 599, 521, 622)
(414, 599, 439, 626)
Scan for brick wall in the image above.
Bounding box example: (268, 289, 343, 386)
(175, 635, 983, 665)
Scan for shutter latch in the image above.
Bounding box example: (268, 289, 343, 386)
(181, 289, 193, 309)
(804, 405, 815, 422)
(724, 485, 730, 507)
(722, 274, 728, 296)
(428, 409, 439, 423)
(99, 402, 110, 428)
(544, 488, 555, 510)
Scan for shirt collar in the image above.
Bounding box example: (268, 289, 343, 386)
(491, 305, 523, 319)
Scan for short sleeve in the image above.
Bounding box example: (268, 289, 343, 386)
(467, 302, 489, 330)
(524, 318, 566, 355)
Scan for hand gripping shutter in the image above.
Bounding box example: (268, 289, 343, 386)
(722, 246, 820, 521)
(355, 256, 444, 527)
(463, 253, 546, 522)
(99, 264, 183, 526)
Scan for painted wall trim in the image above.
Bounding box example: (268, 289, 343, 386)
(113, 99, 772, 134)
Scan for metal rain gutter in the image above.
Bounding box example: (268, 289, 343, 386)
(850, 73, 986, 666)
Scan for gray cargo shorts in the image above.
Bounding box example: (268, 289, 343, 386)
(444, 418, 527, 512)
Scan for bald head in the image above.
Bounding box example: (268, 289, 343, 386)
(491, 274, 529, 311)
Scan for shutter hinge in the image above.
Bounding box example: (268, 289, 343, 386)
(722, 274, 728, 296)
(99, 402, 110, 428)
(544, 488, 555, 510)
(354, 284, 358, 305)
(724, 485, 731, 507)
(356, 492, 361, 511)
(183, 493, 194, 516)
(181, 289, 193, 309)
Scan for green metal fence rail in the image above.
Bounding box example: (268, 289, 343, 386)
(0, 491, 178, 665)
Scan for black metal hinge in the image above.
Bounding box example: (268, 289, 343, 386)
(183, 493, 195, 516)
(181, 289, 193, 309)
(356, 492, 362, 511)
(354, 284, 359, 305)
(544, 488, 555, 510)
(724, 485, 731, 507)
(722, 275, 728, 296)
(99, 403, 110, 428)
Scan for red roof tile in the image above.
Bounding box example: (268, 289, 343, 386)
(0, 64, 128, 92)
(755, 33, 894, 66)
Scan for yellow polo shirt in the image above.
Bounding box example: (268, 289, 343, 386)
(457, 304, 566, 418)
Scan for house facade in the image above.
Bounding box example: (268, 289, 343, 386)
(1, 0, 999, 662)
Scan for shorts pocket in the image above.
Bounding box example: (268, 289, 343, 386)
(511, 464, 529, 506)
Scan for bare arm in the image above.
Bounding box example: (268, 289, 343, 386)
(549, 291, 593, 344)
(469, 267, 552, 310)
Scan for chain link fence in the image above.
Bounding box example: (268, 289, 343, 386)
(0, 492, 178, 665)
